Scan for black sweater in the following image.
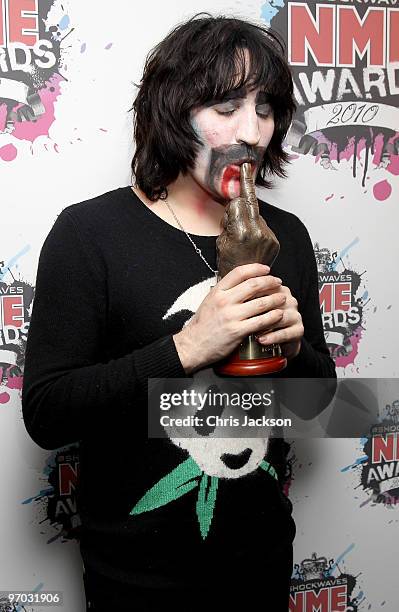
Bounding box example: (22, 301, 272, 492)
(22, 186, 336, 608)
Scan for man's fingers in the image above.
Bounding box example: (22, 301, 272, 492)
(257, 322, 304, 345)
(216, 263, 270, 291)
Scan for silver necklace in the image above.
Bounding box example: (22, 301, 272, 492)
(164, 199, 219, 285)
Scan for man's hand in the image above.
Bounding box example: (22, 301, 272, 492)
(255, 285, 304, 361)
(173, 263, 284, 374)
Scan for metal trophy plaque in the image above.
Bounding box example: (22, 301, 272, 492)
(214, 162, 287, 376)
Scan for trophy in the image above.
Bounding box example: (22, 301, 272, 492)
(214, 162, 287, 376)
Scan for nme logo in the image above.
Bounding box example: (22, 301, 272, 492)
(0, 293, 24, 330)
(371, 432, 399, 464)
(290, 584, 348, 611)
(319, 279, 360, 329)
(0, 0, 39, 48)
(320, 281, 352, 312)
(314, 243, 366, 366)
(0, 0, 65, 140)
(58, 461, 79, 496)
(288, 3, 399, 68)
(0, 273, 33, 382)
(268, 1, 399, 180)
(358, 402, 399, 506)
(290, 552, 360, 611)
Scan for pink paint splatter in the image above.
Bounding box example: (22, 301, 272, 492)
(372, 133, 399, 176)
(0, 376, 23, 405)
(371, 133, 384, 166)
(0, 391, 10, 404)
(10, 74, 63, 143)
(373, 179, 392, 201)
(386, 155, 399, 176)
(336, 326, 363, 368)
(282, 478, 292, 497)
(311, 131, 399, 177)
(6, 376, 23, 390)
(0, 143, 17, 162)
(0, 103, 7, 130)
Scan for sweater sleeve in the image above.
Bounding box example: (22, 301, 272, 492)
(284, 218, 337, 379)
(275, 217, 337, 420)
(22, 210, 187, 451)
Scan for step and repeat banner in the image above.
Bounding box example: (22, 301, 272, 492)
(1, 1, 397, 610)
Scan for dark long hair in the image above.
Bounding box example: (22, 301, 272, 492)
(131, 13, 296, 201)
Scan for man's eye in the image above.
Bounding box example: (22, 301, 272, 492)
(214, 104, 237, 116)
(216, 110, 235, 116)
(257, 104, 273, 118)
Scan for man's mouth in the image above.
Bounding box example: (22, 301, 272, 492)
(228, 160, 257, 176)
(225, 164, 241, 178)
(221, 166, 239, 199)
(221, 162, 256, 199)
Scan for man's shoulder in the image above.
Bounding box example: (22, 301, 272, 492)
(61, 186, 128, 223)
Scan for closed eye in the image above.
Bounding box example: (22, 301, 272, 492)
(215, 109, 235, 117)
(256, 104, 273, 118)
(214, 102, 238, 116)
(214, 103, 273, 119)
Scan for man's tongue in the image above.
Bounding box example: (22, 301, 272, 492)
(221, 165, 240, 199)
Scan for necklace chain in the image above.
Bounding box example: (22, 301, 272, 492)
(164, 199, 219, 282)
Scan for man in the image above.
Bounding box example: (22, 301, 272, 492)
(22, 14, 336, 611)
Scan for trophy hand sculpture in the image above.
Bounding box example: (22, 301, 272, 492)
(214, 162, 287, 376)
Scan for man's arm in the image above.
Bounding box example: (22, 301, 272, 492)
(273, 218, 337, 419)
(22, 210, 186, 450)
(285, 218, 336, 378)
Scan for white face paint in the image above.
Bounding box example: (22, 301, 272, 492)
(189, 85, 275, 203)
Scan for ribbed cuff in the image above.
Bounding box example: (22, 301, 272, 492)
(132, 334, 188, 389)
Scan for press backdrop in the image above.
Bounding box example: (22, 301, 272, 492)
(1, 1, 398, 610)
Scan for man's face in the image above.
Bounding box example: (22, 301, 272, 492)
(189, 85, 275, 202)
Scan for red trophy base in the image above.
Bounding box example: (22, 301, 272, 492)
(214, 334, 287, 377)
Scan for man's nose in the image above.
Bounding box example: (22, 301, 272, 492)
(235, 108, 261, 147)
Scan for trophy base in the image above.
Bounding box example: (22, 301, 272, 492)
(214, 334, 287, 377)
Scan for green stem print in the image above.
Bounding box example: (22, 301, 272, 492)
(196, 473, 219, 540)
(130, 457, 202, 515)
(130, 457, 278, 540)
(259, 459, 278, 480)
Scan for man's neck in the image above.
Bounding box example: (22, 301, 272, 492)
(134, 172, 226, 236)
